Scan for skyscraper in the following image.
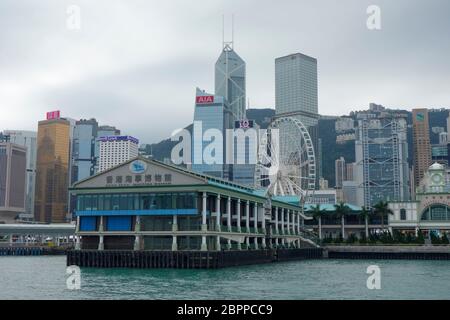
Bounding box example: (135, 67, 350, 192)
(3, 130, 37, 219)
(192, 88, 233, 179)
(0, 140, 27, 223)
(431, 144, 448, 167)
(215, 43, 246, 121)
(355, 115, 410, 207)
(335, 157, 346, 189)
(232, 119, 259, 186)
(345, 162, 355, 181)
(412, 109, 432, 187)
(95, 125, 121, 172)
(275, 53, 318, 119)
(34, 115, 71, 223)
(71, 120, 121, 181)
(98, 136, 139, 172)
(71, 119, 99, 183)
(275, 53, 319, 187)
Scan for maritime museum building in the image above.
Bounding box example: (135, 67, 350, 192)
(71, 157, 314, 251)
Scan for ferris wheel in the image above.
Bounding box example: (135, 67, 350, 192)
(255, 116, 316, 199)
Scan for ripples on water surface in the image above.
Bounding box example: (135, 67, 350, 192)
(0, 256, 449, 300)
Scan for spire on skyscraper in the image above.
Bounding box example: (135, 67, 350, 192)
(215, 15, 246, 122)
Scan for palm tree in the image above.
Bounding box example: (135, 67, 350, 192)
(334, 202, 351, 240)
(360, 206, 371, 239)
(373, 201, 394, 230)
(311, 204, 327, 240)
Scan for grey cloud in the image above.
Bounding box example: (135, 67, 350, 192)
(1, 0, 450, 143)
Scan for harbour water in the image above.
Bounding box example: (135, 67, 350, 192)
(0, 256, 449, 300)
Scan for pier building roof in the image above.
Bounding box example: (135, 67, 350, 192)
(71, 156, 310, 215)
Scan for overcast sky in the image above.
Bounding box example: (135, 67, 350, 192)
(1, 0, 449, 143)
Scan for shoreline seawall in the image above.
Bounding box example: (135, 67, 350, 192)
(324, 245, 450, 260)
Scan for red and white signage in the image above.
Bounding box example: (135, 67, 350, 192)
(46, 110, 61, 120)
(196, 96, 214, 105)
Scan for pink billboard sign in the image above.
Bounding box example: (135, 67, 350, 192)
(46, 110, 60, 120)
(196, 96, 214, 105)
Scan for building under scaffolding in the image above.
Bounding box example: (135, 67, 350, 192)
(355, 115, 410, 208)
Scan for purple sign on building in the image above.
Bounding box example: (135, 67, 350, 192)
(98, 136, 139, 144)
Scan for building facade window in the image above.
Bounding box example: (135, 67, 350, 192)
(400, 209, 407, 220)
(76, 192, 198, 211)
(421, 205, 450, 221)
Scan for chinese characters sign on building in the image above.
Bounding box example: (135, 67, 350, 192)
(106, 173, 172, 187)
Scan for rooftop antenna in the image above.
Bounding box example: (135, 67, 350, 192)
(222, 14, 234, 51)
(222, 14, 225, 48)
(232, 14, 234, 48)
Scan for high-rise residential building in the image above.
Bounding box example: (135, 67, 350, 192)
(346, 163, 355, 181)
(412, 109, 432, 187)
(0, 141, 27, 223)
(335, 157, 346, 188)
(369, 103, 385, 112)
(93, 125, 121, 173)
(191, 88, 233, 179)
(3, 130, 37, 219)
(275, 53, 319, 187)
(215, 42, 246, 121)
(98, 136, 139, 172)
(355, 115, 410, 207)
(95, 125, 121, 167)
(34, 116, 71, 223)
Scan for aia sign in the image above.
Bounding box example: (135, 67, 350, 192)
(46, 110, 60, 120)
(196, 96, 214, 105)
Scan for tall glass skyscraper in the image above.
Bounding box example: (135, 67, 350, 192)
(3, 130, 37, 219)
(192, 88, 233, 179)
(72, 119, 99, 183)
(275, 53, 319, 187)
(232, 119, 259, 186)
(34, 117, 71, 223)
(275, 53, 318, 126)
(0, 141, 27, 223)
(215, 43, 246, 121)
(355, 116, 410, 207)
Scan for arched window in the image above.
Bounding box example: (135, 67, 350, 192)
(421, 205, 450, 221)
(400, 209, 407, 221)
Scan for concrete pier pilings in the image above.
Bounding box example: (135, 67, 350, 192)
(67, 248, 324, 269)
